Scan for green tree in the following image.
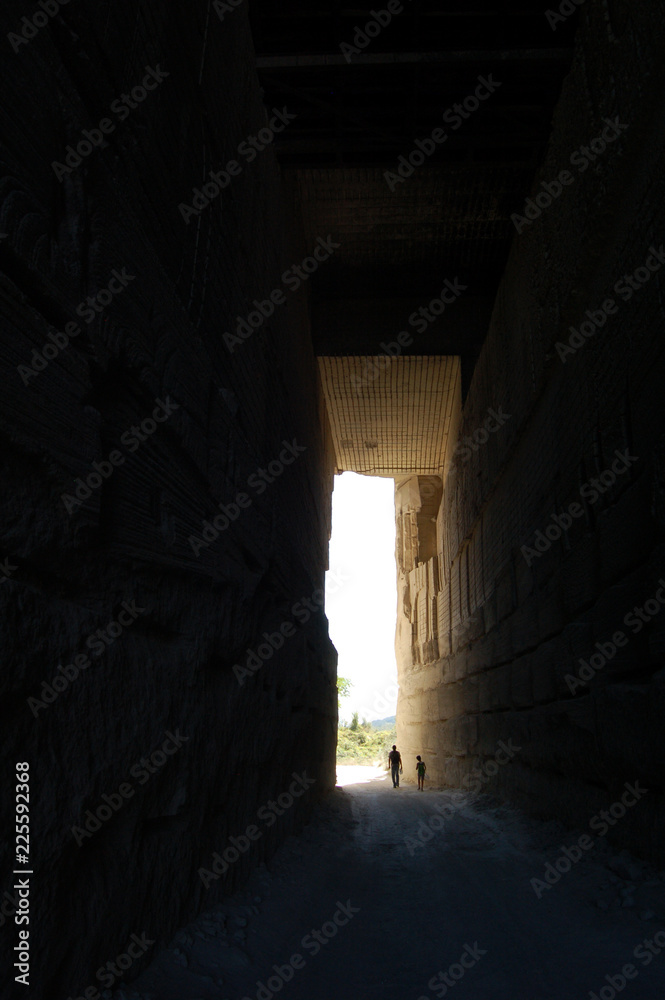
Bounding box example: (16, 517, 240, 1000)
(337, 676, 352, 708)
(336, 719, 397, 764)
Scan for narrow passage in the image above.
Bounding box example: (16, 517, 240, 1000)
(130, 769, 665, 1000)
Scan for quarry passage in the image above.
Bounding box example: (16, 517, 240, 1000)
(3, 1, 665, 995)
(128, 769, 665, 1000)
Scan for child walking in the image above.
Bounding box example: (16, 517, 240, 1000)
(416, 755, 426, 791)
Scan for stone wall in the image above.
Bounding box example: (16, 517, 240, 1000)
(396, 3, 665, 864)
(0, 2, 337, 994)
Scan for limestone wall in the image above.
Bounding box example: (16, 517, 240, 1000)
(396, 3, 665, 864)
(0, 2, 337, 994)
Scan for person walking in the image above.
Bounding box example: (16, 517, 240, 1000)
(388, 744, 402, 787)
(416, 755, 426, 791)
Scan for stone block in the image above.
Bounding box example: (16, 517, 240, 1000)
(598, 477, 655, 588)
(510, 655, 533, 708)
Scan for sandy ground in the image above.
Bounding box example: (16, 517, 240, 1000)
(119, 767, 665, 1000)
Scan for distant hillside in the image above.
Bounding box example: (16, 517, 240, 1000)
(370, 716, 396, 730)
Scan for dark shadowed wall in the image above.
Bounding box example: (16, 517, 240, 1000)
(396, 2, 665, 865)
(0, 2, 337, 994)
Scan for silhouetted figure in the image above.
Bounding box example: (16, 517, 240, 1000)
(388, 744, 402, 787)
(416, 755, 426, 791)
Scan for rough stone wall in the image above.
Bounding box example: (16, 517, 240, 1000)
(0, 3, 336, 995)
(396, 2, 665, 864)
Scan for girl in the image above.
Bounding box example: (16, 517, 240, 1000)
(416, 755, 426, 791)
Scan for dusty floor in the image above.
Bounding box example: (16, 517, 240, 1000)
(122, 766, 665, 1000)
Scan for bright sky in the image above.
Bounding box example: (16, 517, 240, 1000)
(324, 472, 398, 723)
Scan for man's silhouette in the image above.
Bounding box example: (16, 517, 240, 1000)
(388, 744, 402, 787)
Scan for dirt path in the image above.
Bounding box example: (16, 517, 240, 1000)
(128, 767, 665, 1000)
